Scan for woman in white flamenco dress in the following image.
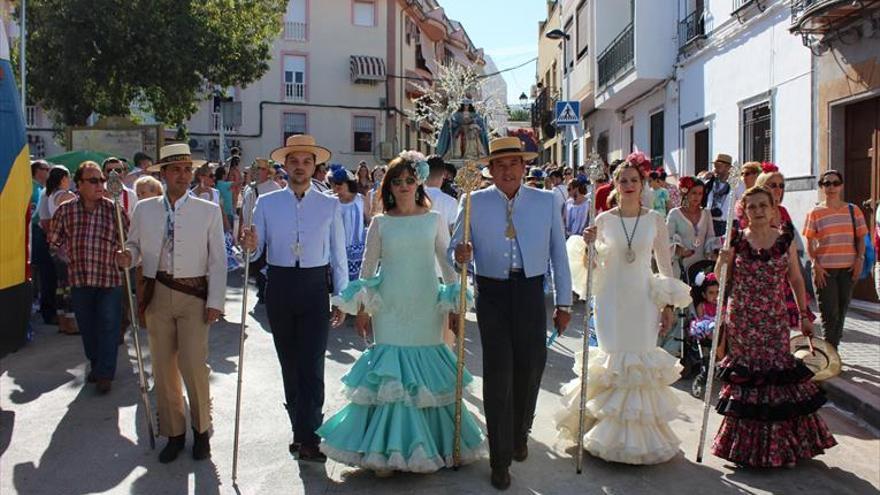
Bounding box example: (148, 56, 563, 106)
(557, 162, 692, 465)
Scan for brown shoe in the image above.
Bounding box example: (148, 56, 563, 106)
(297, 444, 327, 463)
(96, 378, 112, 394)
(490, 467, 511, 490)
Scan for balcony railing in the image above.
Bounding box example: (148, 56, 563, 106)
(283, 21, 307, 41)
(732, 0, 755, 12)
(211, 113, 237, 133)
(597, 23, 634, 89)
(678, 9, 706, 48)
(285, 82, 306, 102)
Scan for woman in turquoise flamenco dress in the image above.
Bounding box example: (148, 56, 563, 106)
(318, 151, 484, 476)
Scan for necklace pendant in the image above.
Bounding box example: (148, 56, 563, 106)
(505, 223, 516, 239)
(625, 248, 636, 263)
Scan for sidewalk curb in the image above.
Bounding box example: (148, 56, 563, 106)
(823, 376, 880, 430)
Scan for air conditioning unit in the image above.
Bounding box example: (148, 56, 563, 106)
(189, 138, 204, 151)
(379, 142, 394, 161)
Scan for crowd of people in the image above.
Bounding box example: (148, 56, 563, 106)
(24, 132, 879, 490)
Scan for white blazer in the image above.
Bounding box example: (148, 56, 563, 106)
(125, 195, 227, 311)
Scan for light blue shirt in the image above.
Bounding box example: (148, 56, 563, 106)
(449, 185, 572, 306)
(251, 186, 348, 295)
(495, 187, 524, 271)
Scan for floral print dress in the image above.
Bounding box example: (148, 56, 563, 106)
(711, 224, 836, 467)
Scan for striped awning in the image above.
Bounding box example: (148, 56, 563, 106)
(350, 55, 386, 83)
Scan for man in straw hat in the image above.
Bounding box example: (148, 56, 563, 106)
(450, 136, 572, 489)
(240, 134, 348, 463)
(703, 152, 735, 236)
(117, 143, 226, 463)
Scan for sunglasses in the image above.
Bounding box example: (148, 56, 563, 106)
(819, 180, 842, 187)
(105, 167, 126, 174)
(82, 177, 107, 185)
(766, 182, 785, 190)
(390, 177, 417, 187)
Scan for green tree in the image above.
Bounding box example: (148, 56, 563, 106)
(508, 107, 530, 122)
(20, 0, 286, 126)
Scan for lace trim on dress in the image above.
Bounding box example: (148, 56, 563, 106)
(319, 443, 484, 473)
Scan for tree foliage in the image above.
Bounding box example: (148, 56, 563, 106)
(21, 0, 286, 126)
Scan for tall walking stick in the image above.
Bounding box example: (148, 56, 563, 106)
(232, 167, 258, 482)
(452, 161, 482, 468)
(575, 155, 605, 474)
(107, 172, 156, 450)
(695, 165, 741, 463)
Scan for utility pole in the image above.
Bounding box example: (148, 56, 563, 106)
(20, 0, 26, 115)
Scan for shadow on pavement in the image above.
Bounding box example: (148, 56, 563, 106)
(0, 325, 83, 405)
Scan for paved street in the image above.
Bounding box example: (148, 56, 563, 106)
(2, 277, 878, 495)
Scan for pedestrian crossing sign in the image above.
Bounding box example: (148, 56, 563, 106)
(555, 100, 580, 125)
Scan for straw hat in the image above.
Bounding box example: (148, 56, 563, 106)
(790, 335, 842, 381)
(477, 136, 538, 165)
(147, 143, 206, 172)
(270, 134, 331, 164)
(713, 153, 733, 166)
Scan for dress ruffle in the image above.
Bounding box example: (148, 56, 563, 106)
(318, 402, 484, 473)
(555, 347, 682, 465)
(711, 413, 837, 467)
(341, 344, 474, 408)
(649, 274, 692, 309)
(566, 235, 590, 299)
(436, 282, 474, 314)
(332, 274, 383, 315)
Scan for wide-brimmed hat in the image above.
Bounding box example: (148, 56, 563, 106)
(147, 143, 206, 172)
(477, 136, 538, 165)
(790, 335, 841, 381)
(270, 134, 331, 164)
(526, 168, 545, 180)
(713, 153, 733, 166)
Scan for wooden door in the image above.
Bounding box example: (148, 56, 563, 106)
(844, 96, 879, 302)
(695, 129, 709, 175)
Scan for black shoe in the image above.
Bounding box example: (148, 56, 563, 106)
(96, 378, 112, 394)
(490, 467, 511, 490)
(159, 434, 186, 463)
(513, 441, 528, 462)
(297, 444, 327, 463)
(288, 442, 301, 455)
(192, 428, 211, 461)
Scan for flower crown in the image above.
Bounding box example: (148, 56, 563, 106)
(694, 271, 718, 288)
(761, 162, 779, 173)
(626, 151, 652, 169)
(679, 176, 697, 193)
(329, 164, 351, 183)
(397, 150, 430, 184)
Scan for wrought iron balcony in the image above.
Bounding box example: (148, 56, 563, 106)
(597, 23, 634, 89)
(732, 0, 756, 12)
(790, 0, 878, 34)
(678, 9, 706, 49)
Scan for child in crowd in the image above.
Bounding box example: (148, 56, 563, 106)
(649, 169, 671, 216)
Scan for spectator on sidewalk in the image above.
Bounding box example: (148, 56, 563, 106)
(44, 166, 78, 334)
(30, 160, 56, 325)
(804, 169, 868, 349)
(49, 161, 128, 393)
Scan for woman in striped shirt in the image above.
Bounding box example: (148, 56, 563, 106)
(803, 169, 868, 349)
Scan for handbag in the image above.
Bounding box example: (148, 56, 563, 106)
(848, 204, 874, 280)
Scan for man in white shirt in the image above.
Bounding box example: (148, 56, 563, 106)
(117, 143, 226, 464)
(239, 158, 281, 303)
(240, 134, 347, 463)
(424, 155, 458, 232)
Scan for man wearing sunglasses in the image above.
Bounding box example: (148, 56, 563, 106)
(49, 161, 129, 394)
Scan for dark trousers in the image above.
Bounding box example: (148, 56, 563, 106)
(265, 265, 330, 446)
(31, 225, 57, 322)
(475, 273, 547, 469)
(815, 268, 854, 348)
(71, 286, 123, 380)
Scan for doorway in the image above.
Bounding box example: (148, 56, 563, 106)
(694, 128, 709, 176)
(844, 96, 879, 302)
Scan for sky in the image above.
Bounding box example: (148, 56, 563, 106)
(440, 0, 548, 105)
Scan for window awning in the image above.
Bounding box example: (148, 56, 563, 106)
(350, 55, 386, 83)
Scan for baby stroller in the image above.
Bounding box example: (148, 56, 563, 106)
(675, 261, 716, 395)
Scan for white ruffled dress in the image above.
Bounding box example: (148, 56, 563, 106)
(558, 209, 691, 465)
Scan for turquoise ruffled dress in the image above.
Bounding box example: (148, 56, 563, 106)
(319, 211, 484, 472)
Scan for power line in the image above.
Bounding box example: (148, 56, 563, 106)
(384, 56, 538, 81)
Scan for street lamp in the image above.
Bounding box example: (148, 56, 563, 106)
(519, 92, 528, 105)
(545, 28, 570, 40)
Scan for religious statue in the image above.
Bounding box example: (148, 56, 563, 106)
(435, 99, 490, 162)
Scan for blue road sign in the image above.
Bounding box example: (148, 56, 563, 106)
(555, 100, 580, 125)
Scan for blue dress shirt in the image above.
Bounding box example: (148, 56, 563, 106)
(251, 186, 348, 295)
(449, 185, 572, 306)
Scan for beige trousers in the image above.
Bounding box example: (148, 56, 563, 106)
(145, 282, 212, 437)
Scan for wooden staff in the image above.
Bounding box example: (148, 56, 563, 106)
(695, 165, 741, 463)
(232, 167, 258, 482)
(575, 155, 605, 474)
(452, 161, 482, 467)
(107, 171, 156, 450)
